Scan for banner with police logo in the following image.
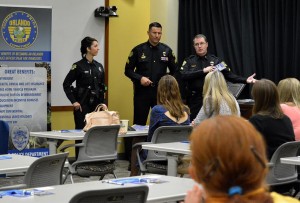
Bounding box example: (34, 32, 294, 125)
(0, 5, 51, 157)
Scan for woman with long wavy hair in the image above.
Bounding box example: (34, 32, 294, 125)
(148, 74, 190, 141)
(130, 75, 190, 176)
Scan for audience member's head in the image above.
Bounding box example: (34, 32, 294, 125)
(157, 75, 189, 117)
(278, 78, 300, 108)
(252, 79, 283, 118)
(189, 115, 271, 202)
(203, 71, 239, 115)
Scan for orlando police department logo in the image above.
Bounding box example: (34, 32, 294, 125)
(1, 11, 38, 49)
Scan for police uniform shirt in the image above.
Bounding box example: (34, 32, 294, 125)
(124, 41, 177, 86)
(180, 54, 246, 93)
(63, 58, 104, 104)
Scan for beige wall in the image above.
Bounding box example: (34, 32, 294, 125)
(108, 0, 151, 126)
(52, 0, 179, 128)
(150, 0, 179, 56)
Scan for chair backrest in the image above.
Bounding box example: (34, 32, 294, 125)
(266, 141, 300, 185)
(69, 185, 149, 203)
(147, 126, 193, 162)
(77, 125, 120, 163)
(23, 152, 69, 188)
(0, 120, 9, 155)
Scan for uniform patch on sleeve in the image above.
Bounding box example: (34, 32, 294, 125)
(71, 64, 77, 70)
(129, 51, 133, 57)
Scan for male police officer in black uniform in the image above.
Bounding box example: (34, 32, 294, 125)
(63, 36, 105, 130)
(125, 22, 177, 125)
(180, 34, 256, 120)
(124, 22, 177, 175)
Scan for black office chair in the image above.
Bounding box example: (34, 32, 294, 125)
(61, 125, 120, 183)
(69, 185, 149, 203)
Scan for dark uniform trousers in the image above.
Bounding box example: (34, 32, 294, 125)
(187, 91, 203, 121)
(133, 84, 157, 125)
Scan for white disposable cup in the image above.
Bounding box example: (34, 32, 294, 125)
(120, 120, 129, 133)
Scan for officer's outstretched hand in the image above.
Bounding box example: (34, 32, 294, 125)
(73, 102, 82, 112)
(140, 76, 153, 86)
(246, 73, 256, 84)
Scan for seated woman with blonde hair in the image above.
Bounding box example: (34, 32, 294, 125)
(193, 71, 240, 126)
(278, 78, 300, 140)
(184, 115, 299, 203)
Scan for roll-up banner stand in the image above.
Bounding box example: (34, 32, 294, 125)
(0, 5, 51, 157)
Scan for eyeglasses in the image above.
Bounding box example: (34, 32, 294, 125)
(194, 42, 207, 47)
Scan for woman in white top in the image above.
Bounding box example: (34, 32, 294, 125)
(194, 70, 240, 126)
(278, 78, 300, 140)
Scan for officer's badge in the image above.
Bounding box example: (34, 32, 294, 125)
(141, 53, 146, 59)
(191, 64, 196, 68)
(163, 52, 166, 56)
(71, 64, 77, 70)
(11, 125, 29, 151)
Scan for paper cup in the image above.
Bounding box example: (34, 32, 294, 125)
(120, 119, 129, 134)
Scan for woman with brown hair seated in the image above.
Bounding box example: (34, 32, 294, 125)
(249, 79, 295, 160)
(130, 75, 190, 176)
(184, 115, 299, 203)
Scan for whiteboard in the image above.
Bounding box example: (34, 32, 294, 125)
(0, 0, 105, 106)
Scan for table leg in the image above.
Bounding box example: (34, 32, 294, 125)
(167, 155, 178, 176)
(47, 139, 58, 155)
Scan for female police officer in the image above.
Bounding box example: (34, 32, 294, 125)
(63, 36, 105, 130)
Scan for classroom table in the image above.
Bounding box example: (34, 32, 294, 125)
(0, 154, 38, 174)
(0, 175, 196, 203)
(0, 154, 69, 175)
(30, 130, 148, 154)
(142, 142, 191, 176)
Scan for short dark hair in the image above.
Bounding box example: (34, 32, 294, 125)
(80, 36, 98, 58)
(193, 34, 208, 43)
(148, 22, 162, 31)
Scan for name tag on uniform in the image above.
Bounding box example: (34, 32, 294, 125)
(191, 65, 196, 68)
(84, 71, 89, 74)
(161, 57, 168, 61)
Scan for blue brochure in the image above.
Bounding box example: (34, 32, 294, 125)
(0, 155, 12, 160)
(103, 177, 167, 185)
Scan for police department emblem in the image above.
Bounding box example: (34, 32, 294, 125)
(11, 125, 29, 151)
(1, 11, 38, 49)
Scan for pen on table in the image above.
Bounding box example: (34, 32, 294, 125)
(102, 180, 124, 185)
